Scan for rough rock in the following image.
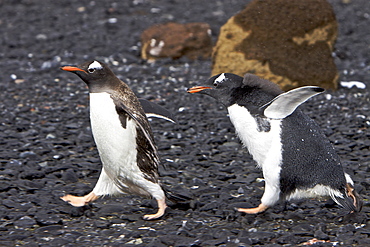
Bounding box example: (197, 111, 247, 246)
(212, 0, 339, 90)
(141, 22, 212, 62)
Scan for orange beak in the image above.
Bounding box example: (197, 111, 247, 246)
(187, 86, 212, 93)
(60, 66, 85, 73)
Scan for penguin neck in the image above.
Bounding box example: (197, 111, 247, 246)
(87, 79, 130, 95)
(229, 88, 277, 109)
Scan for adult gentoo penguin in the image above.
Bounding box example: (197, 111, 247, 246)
(188, 73, 362, 214)
(60, 60, 177, 220)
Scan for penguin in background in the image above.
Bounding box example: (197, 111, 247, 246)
(188, 73, 362, 214)
(60, 60, 182, 220)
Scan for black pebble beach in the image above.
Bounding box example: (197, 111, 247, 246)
(0, 0, 369, 246)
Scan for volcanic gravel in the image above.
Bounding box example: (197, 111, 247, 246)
(0, 0, 369, 246)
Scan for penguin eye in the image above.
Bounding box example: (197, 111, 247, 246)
(88, 68, 95, 73)
(213, 81, 218, 87)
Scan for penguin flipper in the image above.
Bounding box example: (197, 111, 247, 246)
(139, 98, 176, 123)
(262, 86, 324, 119)
(111, 96, 160, 181)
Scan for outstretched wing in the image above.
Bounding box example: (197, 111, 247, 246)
(261, 86, 324, 119)
(111, 94, 160, 183)
(139, 98, 176, 123)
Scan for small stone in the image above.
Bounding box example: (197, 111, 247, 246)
(0, 181, 11, 192)
(93, 219, 111, 229)
(14, 79, 25, 84)
(77, 6, 85, 12)
(19, 169, 45, 179)
(35, 225, 63, 234)
(35, 213, 63, 226)
(38, 161, 48, 167)
(36, 34, 47, 41)
(314, 229, 330, 240)
(46, 133, 56, 139)
(20, 151, 38, 159)
(108, 18, 117, 24)
(61, 169, 79, 183)
(49, 238, 72, 246)
(53, 154, 63, 160)
(125, 238, 143, 245)
(98, 204, 127, 216)
(14, 216, 37, 228)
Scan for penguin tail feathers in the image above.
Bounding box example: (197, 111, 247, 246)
(333, 183, 363, 213)
(162, 186, 192, 203)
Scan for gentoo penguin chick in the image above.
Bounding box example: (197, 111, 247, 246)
(188, 73, 362, 214)
(60, 60, 176, 220)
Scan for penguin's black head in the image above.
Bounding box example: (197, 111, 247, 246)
(188, 73, 243, 104)
(60, 60, 119, 93)
(188, 73, 282, 107)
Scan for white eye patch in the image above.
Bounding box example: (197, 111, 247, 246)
(88, 61, 103, 71)
(215, 73, 226, 83)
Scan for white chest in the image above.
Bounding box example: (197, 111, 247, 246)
(227, 104, 283, 169)
(89, 93, 138, 173)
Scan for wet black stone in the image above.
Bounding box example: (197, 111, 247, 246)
(18, 180, 44, 192)
(291, 223, 314, 235)
(0, 0, 369, 245)
(68, 205, 92, 217)
(13, 216, 37, 228)
(19, 170, 45, 180)
(97, 203, 127, 215)
(19, 151, 39, 160)
(35, 213, 63, 226)
(120, 213, 142, 222)
(2, 199, 19, 209)
(146, 238, 168, 247)
(276, 234, 307, 245)
(202, 238, 228, 246)
(7, 229, 31, 241)
(93, 219, 111, 229)
(314, 229, 330, 240)
(61, 168, 79, 183)
(199, 200, 219, 211)
(35, 225, 63, 234)
(248, 231, 277, 243)
(49, 237, 72, 246)
(7, 234, 29, 241)
(0, 181, 12, 192)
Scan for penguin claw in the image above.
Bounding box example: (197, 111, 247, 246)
(142, 207, 167, 220)
(61, 195, 87, 207)
(60, 192, 99, 207)
(142, 212, 164, 220)
(143, 198, 167, 220)
(237, 204, 268, 214)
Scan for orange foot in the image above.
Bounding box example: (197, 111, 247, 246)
(237, 203, 268, 214)
(61, 192, 99, 207)
(143, 198, 167, 220)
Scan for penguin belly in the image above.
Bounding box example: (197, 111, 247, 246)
(227, 104, 283, 206)
(227, 104, 283, 166)
(89, 92, 150, 197)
